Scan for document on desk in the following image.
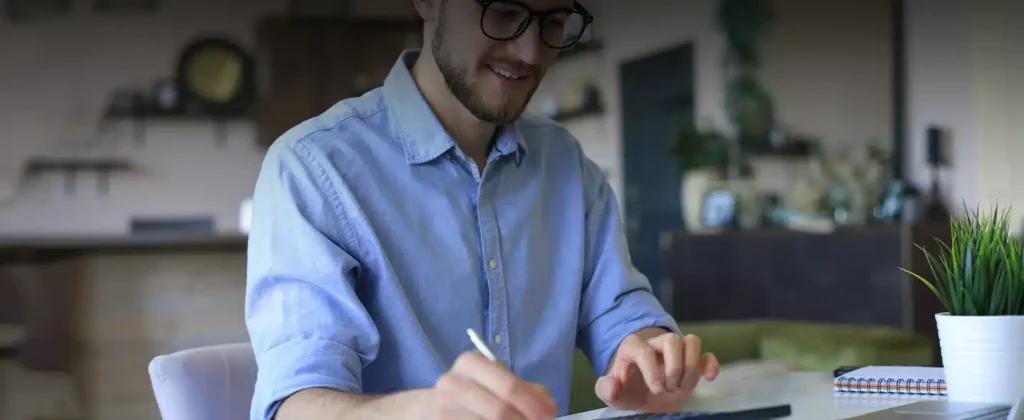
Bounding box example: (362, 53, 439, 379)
(559, 408, 638, 419)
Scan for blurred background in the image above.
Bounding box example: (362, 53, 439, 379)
(0, 0, 1020, 418)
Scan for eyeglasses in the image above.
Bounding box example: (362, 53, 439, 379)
(474, 0, 593, 50)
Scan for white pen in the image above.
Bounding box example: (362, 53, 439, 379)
(466, 328, 501, 365)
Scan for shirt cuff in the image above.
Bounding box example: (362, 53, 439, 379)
(252, 338, 364, 420)
(589, 293, 681, 377)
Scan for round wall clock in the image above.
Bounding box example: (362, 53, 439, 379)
(175, 37, 255, 116)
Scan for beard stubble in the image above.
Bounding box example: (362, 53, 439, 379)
(431, 4, 541, 125)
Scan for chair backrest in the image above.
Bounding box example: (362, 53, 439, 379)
(148, 342, 257, 420)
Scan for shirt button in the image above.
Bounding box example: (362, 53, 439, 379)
(488, 259, 497, 270)
(494, 334, 503, 344)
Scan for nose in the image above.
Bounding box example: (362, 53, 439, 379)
(509, 18, 545, 65)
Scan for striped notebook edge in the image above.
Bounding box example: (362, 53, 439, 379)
(832, 392, 947, 408)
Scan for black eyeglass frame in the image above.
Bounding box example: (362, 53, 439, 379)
(474, 0, 594, 50)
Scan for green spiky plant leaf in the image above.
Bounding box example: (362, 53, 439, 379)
(900, 204, 1024, 316)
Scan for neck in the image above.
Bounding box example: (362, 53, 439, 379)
(411, 49, 496, 164)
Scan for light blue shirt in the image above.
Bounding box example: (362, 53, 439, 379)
(245, 50, 679, 420)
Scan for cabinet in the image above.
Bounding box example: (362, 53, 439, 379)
(253, 17, 423, 147)
(662, 223, 949, 364)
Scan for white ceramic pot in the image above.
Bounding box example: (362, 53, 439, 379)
(935, 313, 1024, 404)
(238, 197, 253, 234)
(680, 168, 720, 232)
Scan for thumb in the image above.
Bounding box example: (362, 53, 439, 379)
(595, 375, 621, 403)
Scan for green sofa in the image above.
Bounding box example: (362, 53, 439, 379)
(567, 320, 935, 414)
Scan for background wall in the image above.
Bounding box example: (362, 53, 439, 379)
(0, 0, 418, 236)
(534, 0, 893, 207)
(0, 2, 385, 419)
(0, 0, 288, 235)
(904, 0, 977, 219)
(971, 0, 1024, 226)
(759, 0, 892, 149)
(905, 0, 1024, 227)
(0, 0, 896, 236)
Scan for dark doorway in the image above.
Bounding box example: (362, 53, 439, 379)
(620, 44, 695, 306)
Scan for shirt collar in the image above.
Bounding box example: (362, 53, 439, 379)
(382, 49, 528, 165)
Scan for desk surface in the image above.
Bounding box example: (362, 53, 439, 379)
(560, 371, 943, 420)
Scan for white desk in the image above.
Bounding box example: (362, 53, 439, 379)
(560, 372, 944, 420)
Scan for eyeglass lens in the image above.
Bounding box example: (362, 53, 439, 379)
(482, 1, 586, 48)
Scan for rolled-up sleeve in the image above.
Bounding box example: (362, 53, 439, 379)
(574, 149, 680, 378)
(245, 137, 379, 420)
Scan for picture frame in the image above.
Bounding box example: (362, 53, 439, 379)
(700, 188, 738, 228)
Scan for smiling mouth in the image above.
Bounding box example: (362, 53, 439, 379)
(488, 65, 528, 81)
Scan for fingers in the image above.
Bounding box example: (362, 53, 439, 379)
(657, 334, 685, 392)
(681, 334, 702, 388)
(615, 335, 666, 394)
(448, 351, 557, 420)
(436, 372, 520, 420)
(676, 353, 721, 396)
(702, 352, 721, 380)
(648, 333, 718, 391)
(594, 375, 622, 404)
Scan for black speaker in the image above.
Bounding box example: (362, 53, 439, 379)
(924, 125, 950, 221)
(926, 125, 948, 166)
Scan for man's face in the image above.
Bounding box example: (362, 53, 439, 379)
(432, 0, 576, 125)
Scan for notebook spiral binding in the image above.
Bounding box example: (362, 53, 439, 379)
(834, 376, 947, 395)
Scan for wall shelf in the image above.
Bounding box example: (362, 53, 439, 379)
(0, 233, 248, 263)
(0, 324, 24, 360)
(0, 233, 246, 252)
(102, 104, 252, 147)
(24, 156, 137, 196)
(104, 104, 251, 121)
(25, 156, 135, 172)
(551, 103, 606, 123)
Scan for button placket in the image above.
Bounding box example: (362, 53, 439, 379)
(477, 164, 510, 366)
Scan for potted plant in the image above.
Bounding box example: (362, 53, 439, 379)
(667, 0, 774, 231)
(669, 123, 731, 231)
(901, 205, 1024, 404)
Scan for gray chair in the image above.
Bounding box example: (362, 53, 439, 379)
(148, 342, 257, 420)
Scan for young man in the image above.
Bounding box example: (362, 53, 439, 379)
(245, 0, 719, 419)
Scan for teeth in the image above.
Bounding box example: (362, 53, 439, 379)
(493, 68, 523, 80)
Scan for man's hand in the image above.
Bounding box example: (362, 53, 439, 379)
(595, 329, 720, 413)
(432, 351, 558, 420)
(278, 351, 556, 420)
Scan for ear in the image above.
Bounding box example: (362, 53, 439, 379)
(412, 0, 441, 22)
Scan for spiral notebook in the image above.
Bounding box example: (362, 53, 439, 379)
(833, 366, 947, 396)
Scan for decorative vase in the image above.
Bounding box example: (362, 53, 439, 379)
(681, 167, 723, 232)
(935, 313, 1024, 404)
(239, 197, 253, 234)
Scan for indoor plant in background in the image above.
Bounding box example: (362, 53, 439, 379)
(669, 0, 774, 231)
(901, 205, 1024, 404)
(669, 122, 731, 231)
